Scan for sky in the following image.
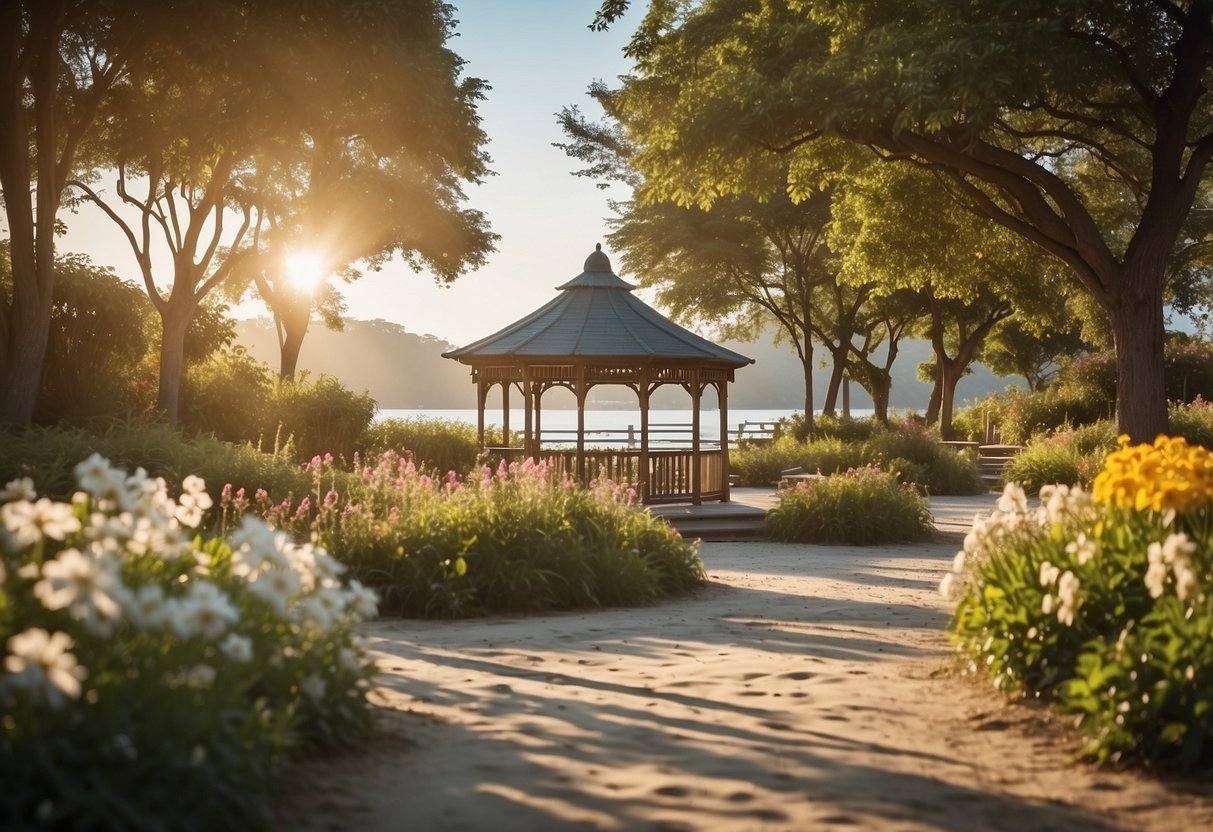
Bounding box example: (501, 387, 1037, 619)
(60, 0, 645, 348)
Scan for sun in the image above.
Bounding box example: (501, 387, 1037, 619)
(285, 251, 325, 293)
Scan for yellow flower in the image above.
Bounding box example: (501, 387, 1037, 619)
(1093, 435, 1213, 514)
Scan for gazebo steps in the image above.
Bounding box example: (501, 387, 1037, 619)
(649, 502, 768, 541)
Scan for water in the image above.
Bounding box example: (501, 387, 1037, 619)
(375, 408, 874, 444)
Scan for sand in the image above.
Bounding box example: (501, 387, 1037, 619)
(281, 496, 1213, 831)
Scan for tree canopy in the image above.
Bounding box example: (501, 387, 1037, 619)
(599, 0, 1213, 441)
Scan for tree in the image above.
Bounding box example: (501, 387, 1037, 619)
(72, 0, 493, 423)
(0, 1, 151, 426)
(559, 93, 870, 429)
(599, 0, 1213, 442)
(984, 318, 1091, 393)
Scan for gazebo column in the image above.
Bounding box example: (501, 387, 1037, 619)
(501, 380, 511, 447)
(719, 378, 731, 502)
(476, 378, 487, 448)
(522, 366, 534, 459)
(535, 383, 544, 456)
(691, 371, 702, 506)
(638, 368, 651, 502)
(575, 365, 587, 484)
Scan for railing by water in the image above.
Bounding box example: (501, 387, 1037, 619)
(532, 420, 780, 449)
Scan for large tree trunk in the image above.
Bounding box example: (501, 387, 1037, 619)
(1109, 279, 1168, 443)
(278, 300, 311, 381)
(800, 347, 814, 436)
(156, 298, 195, 427)
(821, 346, 847, 417)
(939, 362, 965, 440)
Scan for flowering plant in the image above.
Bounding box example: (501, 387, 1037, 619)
(766, 465, 934, 544)
(944, 436, 1213, 770)
(224, 451, 704, 618)
(0, 455, 378, 828)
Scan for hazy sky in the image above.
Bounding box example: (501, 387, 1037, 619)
(60, 0, 644, 348)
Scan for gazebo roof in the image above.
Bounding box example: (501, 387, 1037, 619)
(443, 245, 754, 368)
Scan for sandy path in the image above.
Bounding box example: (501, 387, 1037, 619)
(283, 503, 1213, 831)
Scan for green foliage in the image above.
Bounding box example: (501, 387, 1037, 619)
(1001, 422, 1118, 494)
(267, 375, 375, 463)
(947, 481, 1213, 770)
(1168, 397, 1213, 449)
(0, 457, 377, 828)
(180, 347, 276, 444)
(234, 454, 706, 618)
(0, 421, 313, 510)
(731, 420, 982, 495)
(360, 417, 502, 477)
(765, 466, 933, 545)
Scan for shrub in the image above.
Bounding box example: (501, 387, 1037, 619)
(731, 422, 983, 495)
(361, 417, 506, 476)
(765, 466, 933, 544)
(231, 454, 706, 618)
(1000, 422, 1118, 494)
(0, 457, 378, 828)
(267, 375, 376, 463)
(944, 437, 1213, 770)
(1169, 397, 1213, 449)
(180, 347, 275, 445)
(0, 421, 314, 511)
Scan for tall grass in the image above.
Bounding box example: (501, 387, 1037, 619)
(766, 466, 934, 544)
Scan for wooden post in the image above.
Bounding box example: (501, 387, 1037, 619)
(535, 383, 543, 454)
(502, 380, 511, 446)
(691, 371, 702, 505)
(476, 378, 487, 448)
(638, 367, 650, 503)
(719, 379, 730, 502)
(522, 366, 533, 459)
(576, 365, 587, 484)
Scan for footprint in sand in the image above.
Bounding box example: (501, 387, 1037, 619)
(654, 785, 690, 798)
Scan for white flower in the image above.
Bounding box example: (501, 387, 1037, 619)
(1145, 542, 1169, 599)
(1039, 560, 1060, 587)
(175, 476, 213, 529)
(34, 549, 127, 636)
(1, 497, 82, 549)
(129, 584, 168, 630)
(185, 663, 217, 689)
(1056, 571, 1082, 626)
(997, 482, 1028, 514)
(344, 580, 379, 621)
(337, 647, 363, 674)
(74, 453, 123, 502)
(248, 568, 300, 616)
(229, 516, 292, 579)
(1041, 594, 1054, 615)
(938, 572, 955, 599)
(4, 628, 87, 709)
(1, 477, 37, 502)
(219, 633, 253, 663)
(951, 550, 966, 573)
(1065, 533, 1097, 566)
(165, 581, 238, 640)
(1175, 565, 1202, 603)
(300, 674, 326, 702)
(1162, 533, 1196, 565)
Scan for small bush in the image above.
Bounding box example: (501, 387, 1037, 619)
(232, 454, 706, 618)
(765, 466, 933, 544)
(945, 438, 1213, 771)
(268, 375, 376, 463)
(0, 457, 378, 828)
(361, 417, 505, 476)
(1000, 422, 1118, 495)
(180, 347, 275, 444)
(1169, 397, 1213, 449)
(0, 421, 314, 511)
(731, 422, 983, 495)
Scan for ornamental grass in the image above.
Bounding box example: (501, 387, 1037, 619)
(765, 465, 934, 545)
(944, 436, 1213, 771)
(0, 457, 378, 829)
(228, 452, 706, 618)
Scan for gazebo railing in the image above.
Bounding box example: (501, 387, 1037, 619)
(487, 447, 726, 504)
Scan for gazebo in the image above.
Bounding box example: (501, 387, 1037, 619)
(443, 245, 753, 504)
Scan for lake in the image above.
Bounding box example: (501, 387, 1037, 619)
(376, 408, 874, 444)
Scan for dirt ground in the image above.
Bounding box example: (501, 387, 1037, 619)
(280, 498, 1213, 831)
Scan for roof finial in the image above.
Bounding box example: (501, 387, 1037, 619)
(583, 243, 612, 273)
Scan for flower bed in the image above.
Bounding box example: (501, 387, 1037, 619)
(765, 466, 934, 545)
(943, 436, 1213, 770)
(227, 453, 706, 618)
(0, 456, 378, 828)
